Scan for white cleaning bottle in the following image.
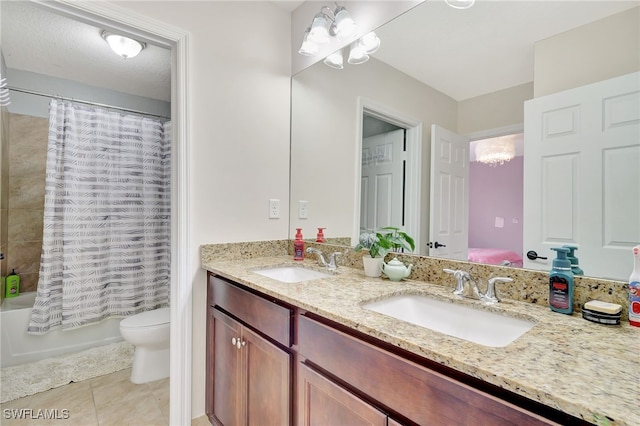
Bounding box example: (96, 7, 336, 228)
(629, 245, 640, 327)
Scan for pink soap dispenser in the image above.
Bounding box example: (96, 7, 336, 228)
(294, 228, 305, 261)
(316, 228, 325, 243)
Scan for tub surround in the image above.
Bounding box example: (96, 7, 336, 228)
(201, 241, 637, 426)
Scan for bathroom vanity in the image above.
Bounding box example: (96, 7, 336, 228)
(202, 254, 638, 426)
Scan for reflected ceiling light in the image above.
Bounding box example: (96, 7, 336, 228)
(445, 0, 476, 10)
(101, 31, 146, 59)
(348, 40, 369, 65)
(475, 137, 516, 166)
(324, 49, 344, 69)
(360, 32, 381, 54)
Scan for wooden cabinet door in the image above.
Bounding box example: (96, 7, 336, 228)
(244, 326, 291, 425)
(297, 362, 386, 426)
(212, 309, 243, 426)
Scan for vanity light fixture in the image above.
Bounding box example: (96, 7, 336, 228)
(475, 137, 516, 166)
(299, 28, 321, 56)
(298, 4, 381, 68)
(298, 3, 361, 55)
(445, 0, 476, 10)
(101, 31, 146, 59)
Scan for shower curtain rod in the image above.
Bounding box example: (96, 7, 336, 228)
(8, 86, 170, 120)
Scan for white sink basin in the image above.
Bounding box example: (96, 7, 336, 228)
(364, 294, 535, 347)
(253, 266, 332, 283)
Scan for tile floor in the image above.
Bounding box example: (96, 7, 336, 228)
(1, 367, 212, 426)
(1, 368, 173, 426)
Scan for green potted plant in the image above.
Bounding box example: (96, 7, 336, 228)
(355, 227, 415, 277)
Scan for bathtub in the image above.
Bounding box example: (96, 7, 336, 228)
(1, 292, 123, 368)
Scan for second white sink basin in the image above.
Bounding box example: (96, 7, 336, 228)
(253, 266, 332, 283)
(364, 294, 535, 347)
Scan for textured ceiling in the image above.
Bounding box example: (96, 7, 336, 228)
(1, 1, 171, 102)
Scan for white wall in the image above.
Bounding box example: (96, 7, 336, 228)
(290, 57, 457, 252)
(534, 6, 640, 97)
(457, 82, 532, 135)
(111, 0, 291, 418)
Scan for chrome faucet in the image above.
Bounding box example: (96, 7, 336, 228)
(306, 247, 342, 271)
(482, 276, 514, 303)
(443, 268, 473, 297)
(443, 269, 513, 304)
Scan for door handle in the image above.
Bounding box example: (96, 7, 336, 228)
(526, 250, 547, 260)
(429, 241, 446, 249)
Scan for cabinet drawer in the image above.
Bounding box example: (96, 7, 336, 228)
(210, 275, 293, 347)
(298, 315, 555, 425)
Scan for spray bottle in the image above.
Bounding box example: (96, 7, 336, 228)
(549, 248, 574, 314)
(629, 245, 640, 327)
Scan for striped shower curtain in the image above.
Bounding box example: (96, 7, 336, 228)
(28, 99, 171, 334)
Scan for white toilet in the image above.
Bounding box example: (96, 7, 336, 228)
(119, 307, 170, 384)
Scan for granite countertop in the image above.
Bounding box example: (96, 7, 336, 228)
(202, 255, 639, 426)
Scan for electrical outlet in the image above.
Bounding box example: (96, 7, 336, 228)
(299, 200, 309, 219)
(269, 199, 280, 219)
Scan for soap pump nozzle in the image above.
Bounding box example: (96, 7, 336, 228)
(550, 247, 571, 270)
(562, 245, 584, 275)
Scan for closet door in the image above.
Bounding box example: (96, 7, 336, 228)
(523, 72, 640, 280)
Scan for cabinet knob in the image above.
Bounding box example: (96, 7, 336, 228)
(231, 337, 237, 346)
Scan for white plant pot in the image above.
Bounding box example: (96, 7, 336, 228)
(362, 256, 384, 277)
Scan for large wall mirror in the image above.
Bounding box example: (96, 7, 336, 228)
(290, 0, 639, 281)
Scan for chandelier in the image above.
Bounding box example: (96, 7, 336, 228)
(475, 137, 516, 167)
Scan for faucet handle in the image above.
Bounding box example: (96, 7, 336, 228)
(328, 252, 342, 268)
(482, 277, 514, 303)
(443, 269, 471, 294)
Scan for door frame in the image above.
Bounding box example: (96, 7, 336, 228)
(35, 1, 191, 424)
(354, 97, 422, 251)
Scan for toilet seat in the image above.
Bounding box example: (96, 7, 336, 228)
(120, 307, 170, 329)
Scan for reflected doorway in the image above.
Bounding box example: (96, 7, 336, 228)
(355, 101, 423, 252)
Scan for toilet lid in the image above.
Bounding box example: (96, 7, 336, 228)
(120, 307, 170, 328)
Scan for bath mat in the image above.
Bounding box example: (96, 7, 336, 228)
(0, 341, 134, 403)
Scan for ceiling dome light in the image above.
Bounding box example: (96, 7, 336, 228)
(445, 0, 476, 10)
(324, 49, 344, 69)
(101, 31, 146, 59)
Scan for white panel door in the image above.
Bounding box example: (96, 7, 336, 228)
(523, 72, 640, 280)
(361, 129, 405, 231)
(429, 125, 469, 260)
